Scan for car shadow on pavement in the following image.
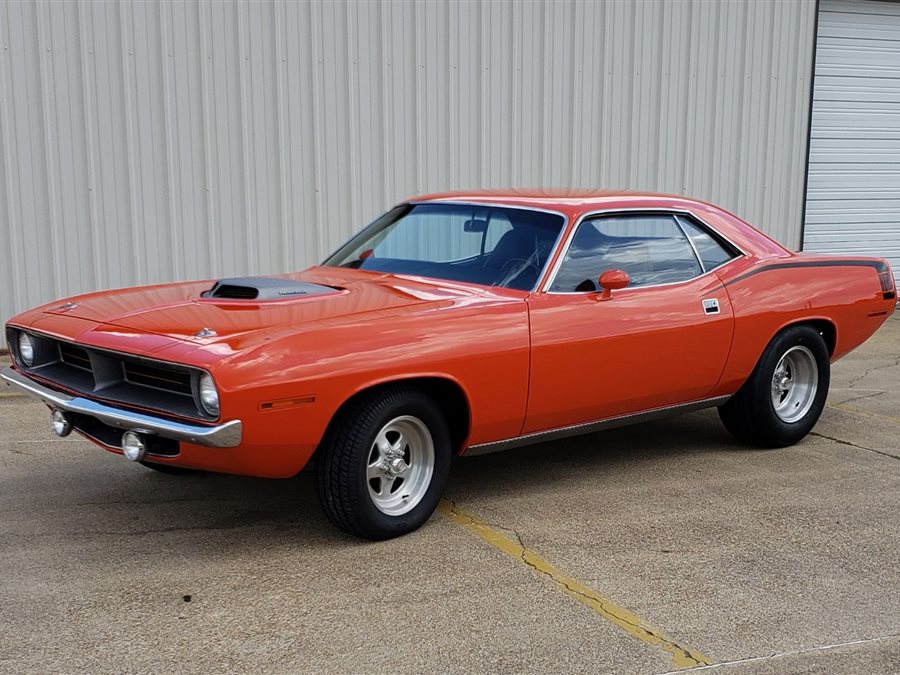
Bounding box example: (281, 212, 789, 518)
(448, 408, 750, 498)
(3, 408, 751, 550)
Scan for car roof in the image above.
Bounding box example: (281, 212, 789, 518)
(409, 189, 791, 258)
(410, 189, 718, 212)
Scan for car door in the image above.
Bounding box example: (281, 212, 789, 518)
(523, 212, 736, 434)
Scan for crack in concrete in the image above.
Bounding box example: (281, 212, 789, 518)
(846, 354, 900, 389)
(832, 389, 886, 406)
(4, 447, 36, 457)
(658, 632, 900, 674)
(810, 431, 900, 462)
(440, 500, 710, 669)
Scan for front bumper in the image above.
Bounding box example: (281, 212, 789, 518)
(1, 367, 242, 448)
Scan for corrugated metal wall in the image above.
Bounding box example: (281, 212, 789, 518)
(804, 0, 900, 277)
(0, 0, 817, 324)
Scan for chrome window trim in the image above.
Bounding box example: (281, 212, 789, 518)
(328, 200, 570, 294)
(540, 207, 747, 295)
(674, 213, 743, 277)
(673, 214, 707, 273)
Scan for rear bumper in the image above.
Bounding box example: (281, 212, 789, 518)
(1, 367, 242, 448)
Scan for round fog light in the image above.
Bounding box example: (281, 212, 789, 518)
(50, 409, 72, 437)
(121, 431, 146, 462)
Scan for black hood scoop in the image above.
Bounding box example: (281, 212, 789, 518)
(201, 277, 337, 301)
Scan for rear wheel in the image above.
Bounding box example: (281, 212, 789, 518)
(316, 387, 451, 540)
(718, 325, 830, 447)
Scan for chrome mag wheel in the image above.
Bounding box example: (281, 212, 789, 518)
(770, 345, 819, 423)
(366, 415, 435, 516)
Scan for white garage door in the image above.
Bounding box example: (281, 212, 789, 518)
(804, 0, 900, 276)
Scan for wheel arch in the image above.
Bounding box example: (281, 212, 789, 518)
(320, 375, 473, 458)
(774, 317, 837, 357)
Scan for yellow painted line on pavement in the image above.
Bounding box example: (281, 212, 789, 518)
(438, 500, 711, 670)
(0, 391, 24, 398)
(828, 403, 900, 427)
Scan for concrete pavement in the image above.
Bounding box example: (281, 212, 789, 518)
(1, 318, 898, 673)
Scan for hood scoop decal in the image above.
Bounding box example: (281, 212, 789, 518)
(201, 277, 337, 301)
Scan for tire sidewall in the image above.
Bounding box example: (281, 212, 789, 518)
(352, 393, 451, 538)
(753, 325, 830, 445)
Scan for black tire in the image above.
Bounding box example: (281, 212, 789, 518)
(139, 460, 200, 475)
(316, 386, 451, 540)
(718, 324, 830, 448)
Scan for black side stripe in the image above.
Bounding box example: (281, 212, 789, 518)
(724, 259, 888, 288)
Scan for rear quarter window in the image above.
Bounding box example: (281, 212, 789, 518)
(676, 215, 738, 271)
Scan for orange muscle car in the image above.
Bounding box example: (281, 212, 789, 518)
(3, 191, 896, 538)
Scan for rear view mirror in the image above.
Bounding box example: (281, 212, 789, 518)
(464, 219, 488, 233)
(596, 269, 630, 300)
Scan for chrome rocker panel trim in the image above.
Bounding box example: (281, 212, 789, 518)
(1, 367, 242, 448)
(464, 396, 731, 456)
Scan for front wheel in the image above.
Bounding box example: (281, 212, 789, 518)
(316, 387, 451, 540)
(718, 324, 830, 447)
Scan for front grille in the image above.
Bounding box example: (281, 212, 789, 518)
(124, 360, 193, 395)
(6, 328, 213, 422)
(59, 343, 92, 371)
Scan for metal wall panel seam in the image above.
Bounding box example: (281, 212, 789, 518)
(0, 1, 26, 316)
(539, 0, 552, 187)
(309, 0, 325, 259)
(345, 1, 361, 230)
(477, 0, 487, 187)
(708, 0, 724, 201)
(413, 1, 424, 195)
(509, 0, 520, 186)
(598, 0, 612, 187)
(209, 3, 232, 276)
(158, 0, 181, 280)
(649, 0, 665, 191)
(274, 0, 289, 272)
(117, 1, 143, 285)
(758, 2, 778, 231)
(730, 0, 749, 221)
(76, 0, 103, 289)
(35, 1, 64, 299)
(568, 0, 582, 186)
(236, 0, 254, 275)
(379, 1, 392, 205)
(196, 1, 217, 277)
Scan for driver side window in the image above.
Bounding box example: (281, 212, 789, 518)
(549, 214, 703, 292)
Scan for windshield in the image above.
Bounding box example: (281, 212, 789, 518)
(324, 203, 565, 291)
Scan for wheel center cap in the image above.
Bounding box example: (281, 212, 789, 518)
(388, 457, 409, 475)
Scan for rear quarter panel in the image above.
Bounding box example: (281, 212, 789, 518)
(711, 255, 895, 396)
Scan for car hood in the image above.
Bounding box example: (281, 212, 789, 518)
(27, 268, 491, 354)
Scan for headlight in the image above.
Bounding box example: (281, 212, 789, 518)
(198, 372, 220, 416)
(18, 333, 35, 367)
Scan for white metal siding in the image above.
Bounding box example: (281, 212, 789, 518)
(804, 0, 900, 275)
(0, 0, 816, 324)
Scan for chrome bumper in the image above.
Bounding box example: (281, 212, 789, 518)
(1, 367, 242, 448)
